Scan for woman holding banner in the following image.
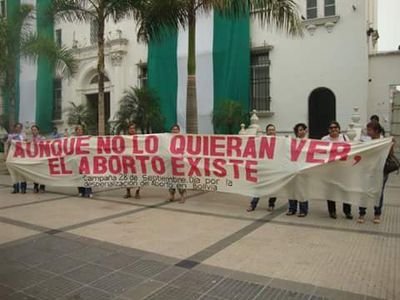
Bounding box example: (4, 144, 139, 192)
(76, 125, 93, 198)
(124, 123, 141, 199)
(168, 124, 186, 203)
(247, 124, 277, 212)
(6, 123, 27, 194)
(31, 125, 46, 193)
(287, 123, 309, 217)
(358, 121, 393, 224)
(322, 121, 353, 220)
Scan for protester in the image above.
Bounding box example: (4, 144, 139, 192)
(370, 115, 385, 137)
(247, 124, 277, 212)
(50, 126, 62, 139)
(287, 123, 309, 217)
(75, 125, 93, 198)
(168, 124, 186, 203)
(63, 128, 69, 137)
(31, 125, 46, 193)
(124, 123, 141, 199)
(358, 121, 392, 224)
(321, 121, 353, 219)
(6, 123, 27, 194)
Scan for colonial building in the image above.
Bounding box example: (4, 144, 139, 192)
(1, 0, 399, 149)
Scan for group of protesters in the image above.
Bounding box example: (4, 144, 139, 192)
(2, 114, 393, 223)
(246, 115, 393, 225)
(3, 122, 187, 203)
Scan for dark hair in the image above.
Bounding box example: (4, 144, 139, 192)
(266, 124, 275, 131)
(328, 121, 341, 130)
(53, 126, 58, 131)
(128, 123, 136, 129)
(31, 125, 40, 131)
(370, 115, 380, 122)
(366, 120, 381, 132)
(14, 123, 23, 129)
(75, 125, 83, 131)
(293, 123, 307, 136)
(170, 124, 180, 131)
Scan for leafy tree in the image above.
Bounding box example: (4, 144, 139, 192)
(212, 99, 248, 134)
(114, 87, 164, 134)
(0, 4, 76, 131)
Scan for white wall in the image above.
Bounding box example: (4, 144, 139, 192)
(368, 51, 400, 133)
(251, 0, 370, 134)
(377, 0, 400, 51)
(55, 17, 148, 130)
(55, 0, 373, 135)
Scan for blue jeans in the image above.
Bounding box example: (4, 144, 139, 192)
(288, 200, 308, 214)
(250, 197, 277, 210)
(359, 174, 389, 217)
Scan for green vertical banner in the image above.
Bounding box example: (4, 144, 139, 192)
(148, 31, 178, 131)
(213, 12, 250, 132)
(36, 0, 54, 132)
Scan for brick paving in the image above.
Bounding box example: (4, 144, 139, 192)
(0, 168, 399, 300)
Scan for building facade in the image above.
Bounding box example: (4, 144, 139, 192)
(2, 0, 399, 141)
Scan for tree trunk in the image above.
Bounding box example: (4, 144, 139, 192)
(97, 14, 106, 136)
(186, 8, 198, 134)
(6, 69, 17, 131)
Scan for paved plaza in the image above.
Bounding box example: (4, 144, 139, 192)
(0, 161, 399, 300)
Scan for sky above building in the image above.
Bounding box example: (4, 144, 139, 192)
(378, 0, 400, 51)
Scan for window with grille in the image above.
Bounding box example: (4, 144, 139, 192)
(0, 0, 6, 18)
(138, 64, 148, 88)
(90, 20, 98, 45)
(251, 51, 271, 111)
(53, 79, 62, 120)
(306, 0, 318, 19)
(324, 0, 335, 16)
(55, 29, 62, 47)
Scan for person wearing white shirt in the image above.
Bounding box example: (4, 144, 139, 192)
(321, 121, 353, 220)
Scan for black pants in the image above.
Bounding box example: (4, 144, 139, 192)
(34, 183, 45, 193)
(327, 200, 351, 215)
(250, 197, 277, 210)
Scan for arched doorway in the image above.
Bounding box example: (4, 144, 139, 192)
(308, 87, 336, 139)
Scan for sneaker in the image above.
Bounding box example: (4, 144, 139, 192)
(329, 213, 337, 219)
(78, 193, 83, 197)
(297, 213, 307, 218)
(373, 216, 381, 224)
(267, 207, 274, 212)
(357, 216, 365, 224)
(286, 211, 296, 216)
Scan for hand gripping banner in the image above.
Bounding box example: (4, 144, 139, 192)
(6, 135, 393, 206)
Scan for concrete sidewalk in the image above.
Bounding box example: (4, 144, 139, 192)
(0, 170, 399, 300)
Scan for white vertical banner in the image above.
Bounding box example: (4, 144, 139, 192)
(176, 27, 188, 133)
(196, 11, 214, 134)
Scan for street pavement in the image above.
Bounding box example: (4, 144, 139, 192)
(0, 158, 399, 300)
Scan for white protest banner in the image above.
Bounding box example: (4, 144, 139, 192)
(6, 135, 393, 206)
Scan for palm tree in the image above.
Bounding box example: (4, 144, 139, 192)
(52, 0, 185, 136)
(0, 4, 76, 131)
(114, 87, 164, 134)
(65, 101, 96, 132)
(139, 0, 303, 133)
(212, 99, 247, 134)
